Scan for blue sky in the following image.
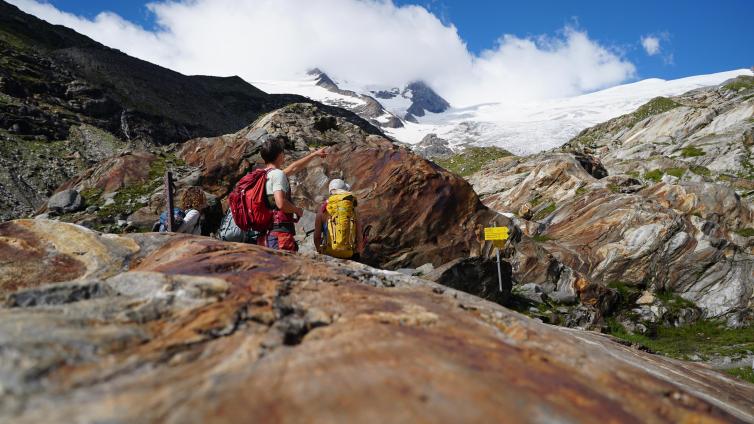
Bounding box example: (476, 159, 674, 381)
(12, 0, 751, 106)
(43, 0, 754, 81)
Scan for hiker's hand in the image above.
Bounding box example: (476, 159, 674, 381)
(313, 148, 327, 159)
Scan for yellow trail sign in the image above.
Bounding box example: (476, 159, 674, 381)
(484, 227, 509, 241)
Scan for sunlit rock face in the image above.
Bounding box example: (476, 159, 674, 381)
(1, 219, 753, 423)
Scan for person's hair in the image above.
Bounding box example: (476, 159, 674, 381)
(181, 186, 207, 211)
(260, 136, 287, 164)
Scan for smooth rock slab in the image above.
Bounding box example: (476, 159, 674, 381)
(0, 220, 753, 423)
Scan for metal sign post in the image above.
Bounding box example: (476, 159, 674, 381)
(484, 227, 509, 292)
(164, 171, 175, 232)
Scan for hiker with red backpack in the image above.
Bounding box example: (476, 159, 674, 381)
(226, 136, 326, 252)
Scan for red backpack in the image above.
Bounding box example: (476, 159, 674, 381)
(228, 169, 273, 232)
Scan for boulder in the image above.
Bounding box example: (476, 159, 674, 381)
(178, 103, 510, 268)
(514, 282, 547, 304)
(46, 189, 83, 214)
(0, 219, 753, 423)
(426, 256, 512, 305)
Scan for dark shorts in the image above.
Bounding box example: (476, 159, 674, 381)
(263, 231, 298, 252)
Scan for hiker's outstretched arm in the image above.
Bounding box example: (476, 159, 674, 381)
(283, 148, 327, 175)
(273, 191, 303, 216)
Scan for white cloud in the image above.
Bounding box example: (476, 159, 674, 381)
(9, 0, 636, 107)
(641, 35, 661, 56)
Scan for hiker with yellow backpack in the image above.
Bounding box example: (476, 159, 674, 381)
(314, 179, 365, 260)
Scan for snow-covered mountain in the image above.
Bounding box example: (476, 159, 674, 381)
(253, 68, 753, 155)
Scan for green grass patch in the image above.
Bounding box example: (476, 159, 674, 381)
(533, 202, 556, 220)
(735, 228, 754, 238)
(435, 146, 513, 177)
(689, 165, 711, 177)
(725, 367, 754, 384)
(575, 186, 588, 196)
(531, 234, 552, 243)
(655, 290, 697, 315)
(630, 97, 680, 126)
(607, 183, 621, 193)
(608, 319, 754, 360)
(529, 195, 543, 208)
(607, 281, 640, 310)
(722, 75, 754, 92)
(643, 169, 664, 182)
(96, 154, 183, 221)
(680, 146, 705, 158)
(664, 167, 686, 178)
(80, 187, 104, 205)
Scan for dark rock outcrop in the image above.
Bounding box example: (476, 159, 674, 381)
(1, 219, 753, 423)
(403, 81, 450, 120)
(426, 256, 512, 305)
(413, 133, 453, 159)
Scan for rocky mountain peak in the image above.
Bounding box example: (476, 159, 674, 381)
(306, 67, 339, 91)
(403, 80, 450, 121)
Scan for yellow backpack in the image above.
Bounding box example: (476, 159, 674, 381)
(324, 192, 356, 259)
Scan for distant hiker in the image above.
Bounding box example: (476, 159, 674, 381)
(156, 186, 206, 234)
(314, 179, 364, 260)
(217, 208, 259, 243)
(175, 187, 206, 235)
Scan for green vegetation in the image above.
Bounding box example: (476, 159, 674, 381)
(529, 195, 542, 208)
(626, 170, 640, 179)
(725, 367, 754, 384)
(655, 290, 697, 316)
(96, 154, 183, 221)
(643, 169, 664, 182)
(434, 146, 513, 177)
(531, 234, 552, 243)
(630, 97, 680, 126)
(689, 165, 711, 177)
(80, 187, 104, 205)
(735, 228, 754, 238)
(664, 167, 686, 178)
(575, 186, 588, 196)
(532, 202, 556, 221)
(608, 319, 754, 361)
(0, 28, 34, 51)
(680, 146, 705, 158)
(607, 281, 640, 311)
(607, 183, 621, 193)
(722, 75, 754, 92)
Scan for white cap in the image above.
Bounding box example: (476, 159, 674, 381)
(328, 179, 351, 194)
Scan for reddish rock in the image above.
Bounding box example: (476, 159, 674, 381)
(58, 151, 156, 197)
(1, 220, 753, 423)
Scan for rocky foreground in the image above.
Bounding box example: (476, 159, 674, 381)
(1, 219, 753, 423)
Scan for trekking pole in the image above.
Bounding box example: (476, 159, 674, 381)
(495, 247, 503, 292)
(164, 171, 175, 232)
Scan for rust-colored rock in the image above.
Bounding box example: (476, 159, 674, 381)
(177, 103, 509, 269)
(58, 151, 157, 197)
(1, 219, 753, 423)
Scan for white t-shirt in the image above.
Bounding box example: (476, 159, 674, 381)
(265, 169, 290, 196)
(177, 209, 201, 235)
